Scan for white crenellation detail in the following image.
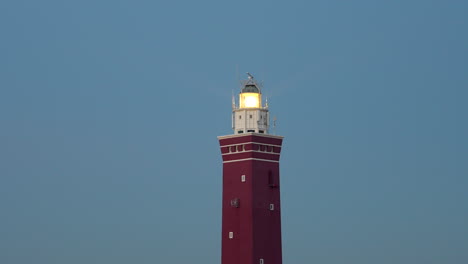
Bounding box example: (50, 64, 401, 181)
(221, 143, 281, 156)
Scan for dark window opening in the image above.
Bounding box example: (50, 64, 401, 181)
(239, 115, 242, 119)
(247, 130, 255, 132)
(238, 130, 244, 134)
(259, 130, 264, 133)
(249, 115, 253, 118)
(268, 171, 278, 188)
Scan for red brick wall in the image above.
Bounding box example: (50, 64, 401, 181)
(219, 134, 283, 264)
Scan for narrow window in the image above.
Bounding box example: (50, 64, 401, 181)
(247, 129, 255, 132)
(249, 115, 253, 118)
(260, 259, 264, 264)
(269, 204, 275, 211)
(268, 171, 277, 187)
(229, 232, 234, 239)
(241, 175, 246, 182)
(239, 115, 242, 119)
(259, 130, 264, 133)
(238, 130, 244, 134)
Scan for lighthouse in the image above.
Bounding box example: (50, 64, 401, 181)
(218, 73, 284, 264)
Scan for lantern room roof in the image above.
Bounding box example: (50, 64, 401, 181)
(242, 84, 260, 93)
(241, 72, 261, 94)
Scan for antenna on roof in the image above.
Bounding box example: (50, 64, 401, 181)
(231, 90, 236, 110)
(273, 116, 277, 135)
(246, 72, 254, 80)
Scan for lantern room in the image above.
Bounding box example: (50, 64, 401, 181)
(239, 83, 262, 108)
(232, 73, 270, 134)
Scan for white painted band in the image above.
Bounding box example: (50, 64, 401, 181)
(223, 158, 279, 164)
(220, 142, 282, 148)
(218, 133, 283, 140)
(221, 150, 280, 156)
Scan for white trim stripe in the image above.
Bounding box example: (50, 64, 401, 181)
(222, 150, 280, 156)
(220, 142, 282, 148)
(218, 133, 284, 140)
(223, 158, 279, 164)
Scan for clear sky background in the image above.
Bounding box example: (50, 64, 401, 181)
(1, 0, 467, 263)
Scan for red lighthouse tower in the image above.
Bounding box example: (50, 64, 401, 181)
(218, 73, 284, 264)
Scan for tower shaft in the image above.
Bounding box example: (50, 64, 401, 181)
(218, 134, 283, 264)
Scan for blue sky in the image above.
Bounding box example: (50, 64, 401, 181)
(1, 1, 467, 263)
